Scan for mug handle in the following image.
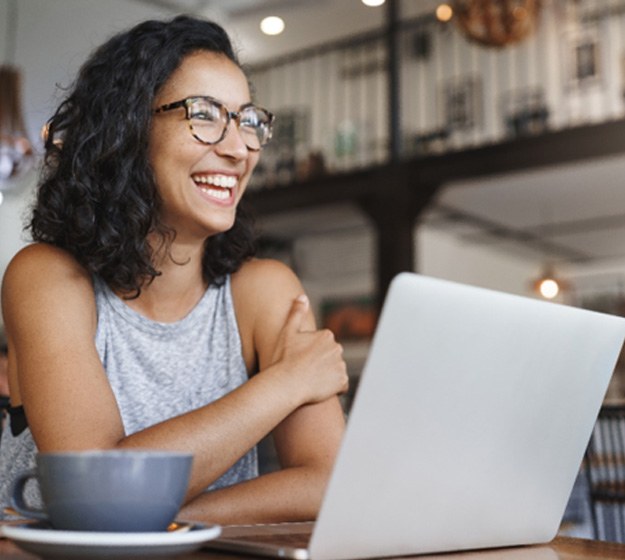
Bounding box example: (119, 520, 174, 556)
(9, 469, 48, 521)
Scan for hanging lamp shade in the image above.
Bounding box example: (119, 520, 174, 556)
(452, 0, 541, 48)
(0, 64, 34, 189)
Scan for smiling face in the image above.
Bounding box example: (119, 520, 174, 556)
(149, 51, 260, 242)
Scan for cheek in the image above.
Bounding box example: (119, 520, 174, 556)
(148, 132, 195, 187)
(148, 120, 192, 168)
(148, 150, 188, 207)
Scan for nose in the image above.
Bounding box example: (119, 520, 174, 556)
(215, 116, 249, 160)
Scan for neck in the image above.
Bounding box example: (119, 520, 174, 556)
(121, 237, 208, 322)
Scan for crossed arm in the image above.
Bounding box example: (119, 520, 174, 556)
(2, 244, 348, 524)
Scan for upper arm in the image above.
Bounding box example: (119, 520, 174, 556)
(231, 259, 345, 471)
(232, 258, 314, 371)
(1, 244, 125, 451)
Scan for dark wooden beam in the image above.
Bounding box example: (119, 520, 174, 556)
(412, 119, 625, 184)
(247, 165, 400, 215)
(247, 119, 625, 215)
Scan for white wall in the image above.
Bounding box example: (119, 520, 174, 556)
(0, 170, 35, 285)
(418, 227, 541, 298)
(291, 223, 541, 309)
(1, 0, 176, 147)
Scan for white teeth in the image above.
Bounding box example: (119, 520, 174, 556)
(193, 174, 237, 188)
(193, 174, 236, 202)
(199, 186, 230, 200)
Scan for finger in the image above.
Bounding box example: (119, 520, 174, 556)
(282, 294, 310, 334)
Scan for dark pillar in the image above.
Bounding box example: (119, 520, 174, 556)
(359, 178, 441, 306)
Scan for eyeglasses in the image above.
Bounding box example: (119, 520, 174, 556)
(154, 96, 274, 152)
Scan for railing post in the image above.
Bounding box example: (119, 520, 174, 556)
(386, 0, 401, 163)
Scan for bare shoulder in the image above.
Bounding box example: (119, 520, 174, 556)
(231, 258, 308, 323)
(3, 243, 92, 296)
(5, 242, 86, 275)
(2, 243, 96, 333)
(231, 258, 302, 298)
(231, 258, 312, 370)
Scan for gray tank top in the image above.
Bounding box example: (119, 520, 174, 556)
(0, 275, 258, 517)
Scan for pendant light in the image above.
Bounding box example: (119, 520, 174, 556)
(0, 0, 34, 193)
(532, 264, 569, 300)
(452, 0, 541, 48)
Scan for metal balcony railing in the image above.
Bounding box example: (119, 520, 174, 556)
(247, 0, 625, 191)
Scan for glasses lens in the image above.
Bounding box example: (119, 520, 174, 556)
(239, 106, 273, 150)
(187, 98, 226, 144)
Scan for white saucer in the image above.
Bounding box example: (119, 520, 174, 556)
(1, 521, 221, 558)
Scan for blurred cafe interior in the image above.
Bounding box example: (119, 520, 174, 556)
(3, 0, 625, 546)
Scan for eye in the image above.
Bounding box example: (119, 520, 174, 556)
(240, 108, 266, 127)
(189, 100, 222, 122)
(190, 110, 219, 122)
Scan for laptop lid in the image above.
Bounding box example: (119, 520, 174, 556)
(210, 273, 625, 560)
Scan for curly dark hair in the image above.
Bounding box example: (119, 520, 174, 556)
(29, 15, 257, 296)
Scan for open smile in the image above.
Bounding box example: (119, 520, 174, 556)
(192, 173, 237, 202)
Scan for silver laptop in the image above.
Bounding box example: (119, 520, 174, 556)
(206, 273, 625, 560)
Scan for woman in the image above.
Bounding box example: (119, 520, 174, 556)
(0, 16, 348, 524)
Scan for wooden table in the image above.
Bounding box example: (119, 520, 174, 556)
(1, 535, 625, 559)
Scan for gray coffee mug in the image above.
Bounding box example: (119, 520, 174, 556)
(10, 450, 193, 532)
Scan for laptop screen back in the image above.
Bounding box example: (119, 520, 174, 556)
(310, 273, 625, 560)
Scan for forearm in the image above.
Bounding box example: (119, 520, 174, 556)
(179, 463, 332, 524)
(115, 367, 302, 498)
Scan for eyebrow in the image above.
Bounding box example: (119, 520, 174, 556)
(189, 95, 256, 110)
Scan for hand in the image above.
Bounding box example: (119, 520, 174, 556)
(271, 295, 349, 406)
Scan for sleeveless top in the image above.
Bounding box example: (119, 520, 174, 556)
(0, 275, 258, 518)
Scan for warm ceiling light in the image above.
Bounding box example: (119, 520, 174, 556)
(531, 265, 568, 300)
(362, 0, 385, 6)
(260, 16, 285, 36)
(536, 278, 560, 299)
(436, 3, 454, 22)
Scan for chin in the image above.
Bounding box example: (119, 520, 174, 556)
(208, 216, 237, 236)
